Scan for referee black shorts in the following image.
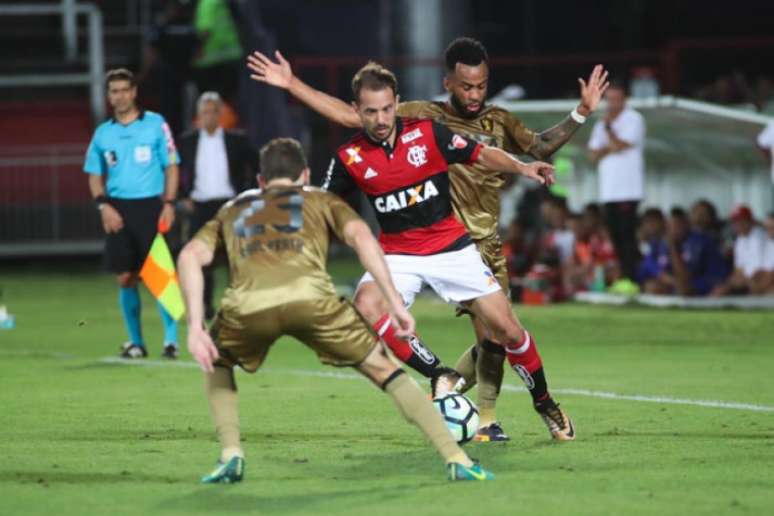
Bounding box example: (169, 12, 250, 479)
(104, 197, 162, 274)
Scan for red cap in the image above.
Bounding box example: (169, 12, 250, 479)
(729, 205, 753, 222)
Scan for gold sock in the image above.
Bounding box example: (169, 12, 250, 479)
(453, 344, 478, 392)
(385, 372, 472, 467)
(205, 366, 243, 461)
(476, 343, 505, 427)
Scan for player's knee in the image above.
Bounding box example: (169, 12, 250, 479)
(357, 344, 398, 384)
(354, 284, 386, 322)
(490, 321, 525, 347)
(116, 272, 137, 288)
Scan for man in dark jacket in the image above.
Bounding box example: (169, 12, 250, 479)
(178, 91, 258, 318)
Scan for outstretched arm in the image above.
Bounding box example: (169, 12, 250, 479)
(178, 240, 219, 372)
(477, 146, 556, 186)
(343, 219, 415, 337)
(530, 64, 609, 159)
(247, 50, 362, 128)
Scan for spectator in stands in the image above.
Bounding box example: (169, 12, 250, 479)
(756, 119, 774, 185)
(661, 208, 731, 296)
(757, 213, 774, 293)
(138, 0, 198, 136)
(588, 83, 646, 282)
(539, 196, 576, 267)
(690, 199, 723, 242)
(711, 205, 768, 296)
(193, 0, 243, 105)
(502, 218, 535, 301)
(179, 91, 258, 318)
(636, 207, 670, 293)
(565, 203, 620, 294)
(528, 196, 575, 301)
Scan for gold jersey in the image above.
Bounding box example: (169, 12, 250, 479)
(194, 185, 361, 316)
(397, 101, 536, 241)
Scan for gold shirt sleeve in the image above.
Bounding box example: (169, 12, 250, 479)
(193, 206, 226, 253)
(321, 191, 363, 242)
(498, 109, 537, 155)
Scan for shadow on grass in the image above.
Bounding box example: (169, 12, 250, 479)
(594, 430, 774, 440)
(0, 470, 185, 485)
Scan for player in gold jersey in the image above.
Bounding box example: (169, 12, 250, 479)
(177, 138, 493, 483)
(247, 38, 608, 442)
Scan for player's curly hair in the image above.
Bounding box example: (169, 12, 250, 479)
(259, 138, 308, 182)
(104, 68, 136, 89)
(351, 61, 398, 102)
(444, 37, 488, 72)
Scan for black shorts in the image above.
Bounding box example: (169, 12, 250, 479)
(104, 197, 162, 273)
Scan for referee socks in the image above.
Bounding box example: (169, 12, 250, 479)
(157, 302, 178, 348)
(119, 287, 144, 346)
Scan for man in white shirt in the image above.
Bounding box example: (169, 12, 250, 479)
(712, 205, 769, 296)
(588, 83, 646, 281)
(752, 212, 774, 294)
(756, 121, 774, 184)
(179, 91, 259, 318)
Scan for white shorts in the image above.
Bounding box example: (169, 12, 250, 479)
(358, 244, 502, 307)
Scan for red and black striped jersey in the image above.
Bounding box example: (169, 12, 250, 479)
(323, 117, 482, 255)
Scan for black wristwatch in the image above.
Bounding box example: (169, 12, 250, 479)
(95, 194, 108, 211)
(162, 198, 176, 206)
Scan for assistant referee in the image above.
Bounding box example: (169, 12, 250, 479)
(84, 68, 181, 359)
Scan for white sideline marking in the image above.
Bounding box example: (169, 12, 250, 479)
(97, 357, 774, 414)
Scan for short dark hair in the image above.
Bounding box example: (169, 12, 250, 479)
(444, 37, 488, 72)
(105, 68, 136, 89)
(606, 80, 627, 95)
(351, 61, 398, 102)
(259, 138, 307, 182)
(641, 207, 665, 223)
(670, 206, 688, 220)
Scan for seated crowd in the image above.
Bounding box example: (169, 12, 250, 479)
(502, 197, 774, 302)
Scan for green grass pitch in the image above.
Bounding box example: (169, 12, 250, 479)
(1, 260, 773, 515)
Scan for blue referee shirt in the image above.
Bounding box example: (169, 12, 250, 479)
(83, 111, 180, 199)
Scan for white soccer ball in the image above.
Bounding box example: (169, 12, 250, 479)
(433, 393, 479, 444)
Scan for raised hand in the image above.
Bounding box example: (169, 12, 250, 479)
(247, 50, 293, 89)
(577, 64, 610, 116)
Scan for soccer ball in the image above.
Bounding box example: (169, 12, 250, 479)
(433, 393, 479, 444)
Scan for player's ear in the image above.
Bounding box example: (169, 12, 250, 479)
(299, 168, 310, 186)
(257, 174, 266, 189)
(395, 94, 400, 105)
(443, 75, 451, 92)
(350, 100, 359, 112)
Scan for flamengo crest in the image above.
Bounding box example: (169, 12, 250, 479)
(406, 145, 428, 168)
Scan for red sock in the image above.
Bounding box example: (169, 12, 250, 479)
(374, 314, 413, 362)
(504, 331, 543, 374)
(373, 314, 443, 378)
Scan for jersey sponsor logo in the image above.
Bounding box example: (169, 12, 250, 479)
(104, 150, 118, 167)
(134, 145, 152, 164)
(449, 134, 468, 150)
(481, 118, 494, 133)
(345, 146, 363, 165)
(364, 167, 379, 179)
(406, 144, 428, 168)
(373, 178, 440, 213)
(400, 128, 423, 144)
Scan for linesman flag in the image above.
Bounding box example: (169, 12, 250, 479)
(140, 229, 185, 321)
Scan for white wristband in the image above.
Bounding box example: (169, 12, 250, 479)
(570, 108, 587, 124)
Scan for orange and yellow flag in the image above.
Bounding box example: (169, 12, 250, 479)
(140, 233, 185, 320)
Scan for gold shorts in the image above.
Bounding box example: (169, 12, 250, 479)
(210, 296, 378, 372)
(456, 235, 510, 316)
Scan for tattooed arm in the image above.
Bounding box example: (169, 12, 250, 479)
(528, 64, 610, 160)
